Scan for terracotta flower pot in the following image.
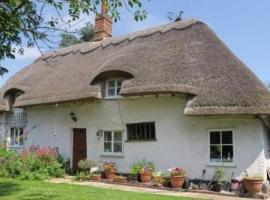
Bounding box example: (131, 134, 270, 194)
(105, 171, 116, 180)
(243, 178, 263, 196)
(170, 176, 185, 188)
(89, 174, 101, 181)
(140, 172, 152, 183)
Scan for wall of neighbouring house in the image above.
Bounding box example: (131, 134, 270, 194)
(17, 95, 268, 180)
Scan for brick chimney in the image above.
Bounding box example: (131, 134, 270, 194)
(94, 0, 112, 42)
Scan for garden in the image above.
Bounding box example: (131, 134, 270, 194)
(0, 146, 266, 199)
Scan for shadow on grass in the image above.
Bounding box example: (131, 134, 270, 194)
(19, 193, 59, 200)
(0, 181, 21, 197)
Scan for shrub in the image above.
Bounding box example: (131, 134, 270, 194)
(74, 171, 90, 181)
(78, 159, 97, 171)
(103, 162, 116, 172)
(0, 145, 65, 180)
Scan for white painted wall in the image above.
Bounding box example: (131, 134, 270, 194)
(0, 114, 5, 145)
(7, 95, 269, 180)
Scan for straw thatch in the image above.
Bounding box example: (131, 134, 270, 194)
(0, 19, 270, 115)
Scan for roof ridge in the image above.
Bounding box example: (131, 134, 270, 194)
(35, 18, 199, 62)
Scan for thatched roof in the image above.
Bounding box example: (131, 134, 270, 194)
(1, 19, 270, 115)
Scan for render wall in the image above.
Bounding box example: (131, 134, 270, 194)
(15, 95, 268, 180)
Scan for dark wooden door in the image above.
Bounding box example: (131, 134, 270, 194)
(73, 128, 87, 170)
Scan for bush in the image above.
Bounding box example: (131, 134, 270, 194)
(0, 145, 65, 180)
(74, 171, 90, 181)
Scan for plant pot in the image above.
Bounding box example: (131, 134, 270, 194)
(104, 171, 116, 180)
(89, 174, 101, 181)
(243, 178, 263, 196)
(140, 172, 152, 183)
(170, 176, 185, 188)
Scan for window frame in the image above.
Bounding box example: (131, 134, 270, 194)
(101, 130, 124, 157)
(9, 127, 25, 148)
(208, 128, 235, 167)
(105, 78, 123, 99)
(126, 122, 156, 142)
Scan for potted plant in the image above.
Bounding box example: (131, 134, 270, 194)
(103, 162, 116, 180)
(168, 167, 186, 188)
(89, 172, 102, 181)
(77, 159, 97, 173)
(243, 174, 263, 196)
(212, 168, 225, 192)
(129, 162, 143, 182)
(153, 171, 165, 187)
(138, 159, 155, 183)
(113, 175, 128, 183)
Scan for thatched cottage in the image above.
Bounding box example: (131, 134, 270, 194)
(0, 6, 270, 181)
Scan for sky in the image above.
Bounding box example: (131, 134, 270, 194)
(1, 0, 270, 86)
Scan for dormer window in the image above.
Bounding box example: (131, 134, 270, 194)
(106, 79, 123, 98)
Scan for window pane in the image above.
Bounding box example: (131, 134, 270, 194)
(117, 80, 122, 88)
(210, 145, 222, 163)
(116, 87, 121, 95)
(19, 128, 24, 146)
(114, 132, 122, 141)
(108, 80, 115, 88)
(210, 132, 220, 144)
(104, 142, 112, 152)
(108, 88, 115, 96)
(104, 132, 112, 141)
(10, 128, 15, 146)
(222, 131, 233, 144)
(222, 145, 233, 162)
(114, 142, 122, 153)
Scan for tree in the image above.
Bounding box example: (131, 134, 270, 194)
(0, 0, 149, 75)
(59, 22, 94, 47)
(59, 33, 80, 48)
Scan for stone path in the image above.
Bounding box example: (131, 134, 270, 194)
(48, 177, 259, 200)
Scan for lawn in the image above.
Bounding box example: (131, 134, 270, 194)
(0, 178, 201, 200)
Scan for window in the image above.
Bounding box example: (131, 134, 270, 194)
(10, 127, 24, 147)
(209, 130, 234, 164)
(106, 79, 123, 98)
(126, 122, 156, 141)
(103, 131, 123, 154)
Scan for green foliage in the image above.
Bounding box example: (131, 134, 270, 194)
(59, 22, 94, 47)
(0, 0, 149, 74)
(74, 171, 90, 181)
(77, 159, 97, 170)
(130, 159, 155, 175)
(213, 168, 226, 184)
(59, 33, 80, 47)
(0, 146, 65, 180)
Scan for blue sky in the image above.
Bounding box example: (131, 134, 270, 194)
(1, 0, 269, 86)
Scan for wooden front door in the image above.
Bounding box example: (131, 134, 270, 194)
(73, 128, 87, 170)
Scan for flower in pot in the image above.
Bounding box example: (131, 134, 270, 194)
(113, 175, 127, 183)
(103, 162, 116, 180)
(153, 171, 165, 187)
(168, 167, 186, 188)
(140, 166, 154, 183)
(243, 174, 263, 196)
(89, 172, 102, 181)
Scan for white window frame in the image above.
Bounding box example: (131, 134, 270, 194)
(9, 127, 25, 148)
(105, 78, 123, 99)
(101, 130, 124, 157)
(208, 128, 235, 167)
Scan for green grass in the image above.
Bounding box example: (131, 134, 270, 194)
(0, 178, 201, 200)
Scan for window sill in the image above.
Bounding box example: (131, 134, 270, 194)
(125, 139, 157, 143)
(207, 163, 236, 168)
(100, 153, 124, 157)
(104, 96, 123, 100)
